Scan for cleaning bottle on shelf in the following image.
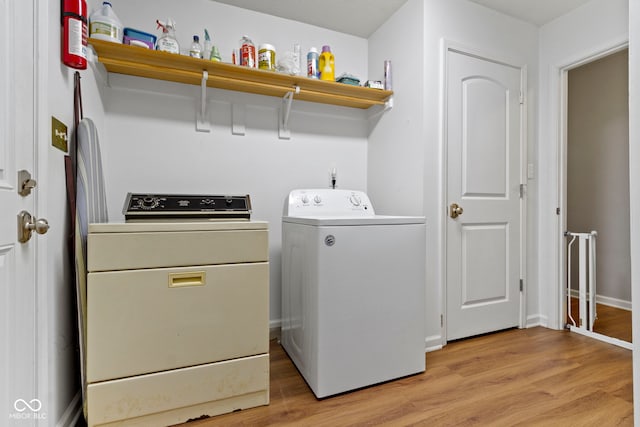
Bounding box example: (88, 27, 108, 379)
(239, 35, 256, 67)
(307, 47, 319, 79)
(155, 19, 180, 54)
(210, 45, 221, 62)
(89, 1, 123, 44)
(204, 29, 221, 61)
(203, 29, 212, 60)
(319, 45, 335, 81)
(189, 35, 202, 58)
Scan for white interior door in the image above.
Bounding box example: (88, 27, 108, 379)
(446, 49, 524, 341)
(1, 0, 40, 421)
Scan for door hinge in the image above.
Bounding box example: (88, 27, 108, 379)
(520, 279, 524, 292)
(440, 314, 444, 328)
(519, 184, 525, 198)
(520, 91, 525, 105)
(556, 207, 561, 215)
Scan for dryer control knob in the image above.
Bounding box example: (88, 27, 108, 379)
(301, 195, 309, 204)
(349, 194, 362, 206)
(313, 195, 322, 204)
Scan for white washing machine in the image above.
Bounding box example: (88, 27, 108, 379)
(281, 189, 426, 398)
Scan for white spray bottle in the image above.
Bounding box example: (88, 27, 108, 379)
(155, 19, 180, 54)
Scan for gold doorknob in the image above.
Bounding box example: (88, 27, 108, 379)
(450, 203, 464, 219)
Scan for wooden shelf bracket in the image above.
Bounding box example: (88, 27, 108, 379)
(367, 96, 394, 121)
(196, 70, 211, 132)
(279, 85, 300, 140)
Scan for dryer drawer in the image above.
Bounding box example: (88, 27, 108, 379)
(87, 354, 269, 427)
(87, 229, 268, 271)
(87, 262, 269, 382)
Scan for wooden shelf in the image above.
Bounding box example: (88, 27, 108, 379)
(90, 39, 393, 109)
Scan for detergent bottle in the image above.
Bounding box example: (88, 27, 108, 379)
(319, 45, 335, 81)
(155, 19, 180, 54)
(89, 1, 123, 43)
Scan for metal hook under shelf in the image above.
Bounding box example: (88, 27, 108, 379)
(196, 70, 210, 132)
(279, 85, 300, 140)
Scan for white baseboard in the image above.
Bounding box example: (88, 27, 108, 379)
(596, 294, 632, 311)
(56, 390, 82, 427)
(424, 334, 443, 353)
(526, 314, 547, 328)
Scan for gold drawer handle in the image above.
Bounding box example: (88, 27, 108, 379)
(169, 271, 206, 288)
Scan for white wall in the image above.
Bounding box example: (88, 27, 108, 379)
(368, 0, 538, 348)
(87, 0, 373, 333)
(367, 0, 425, 216)
(43, 1, 108, 423)
(537, 0, 628, 329)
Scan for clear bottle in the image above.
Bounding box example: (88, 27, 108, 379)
(89, 1, 123, 43)
(239, 35, 256, 67)
(203, 29, 212, 60)
(307, 47, 319, 79)
(384, 60, 392, 90)
(155, 19, 180, 54)
(293, 44, 301, 75)
(189, 35, 202, 58)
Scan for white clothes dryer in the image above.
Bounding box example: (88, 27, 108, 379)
(281, 189, 426, 398)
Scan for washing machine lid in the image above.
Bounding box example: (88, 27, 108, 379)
(282, 215, 425, 226)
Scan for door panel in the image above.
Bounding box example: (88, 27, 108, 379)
(461, 223, 508, 305)
(463, 77, 508, 197)
(447, 50, 522, 341)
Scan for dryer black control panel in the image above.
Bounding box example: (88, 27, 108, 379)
(123, 193, 251, 221)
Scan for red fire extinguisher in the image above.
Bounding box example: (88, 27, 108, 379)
(62, 0, 88, 70)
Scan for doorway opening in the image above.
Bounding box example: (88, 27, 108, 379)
(559, 45, 631, 349)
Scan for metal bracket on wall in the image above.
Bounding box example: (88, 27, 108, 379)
(87, 45, 110, 88)
(196, 70, 210, 132)
(367, 96, 394, 120)
(384, 96, 394, 112)
(279, 85, 300, 140)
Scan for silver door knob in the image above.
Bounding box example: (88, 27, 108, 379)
(18, 210, 49, 243)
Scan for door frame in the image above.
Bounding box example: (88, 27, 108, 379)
(35, 0, 49, 416)
(556, 40, 630, 349)
(439, 39, 528, 344)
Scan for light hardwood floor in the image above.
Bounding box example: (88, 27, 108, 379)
(181, 327, 633, 426)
